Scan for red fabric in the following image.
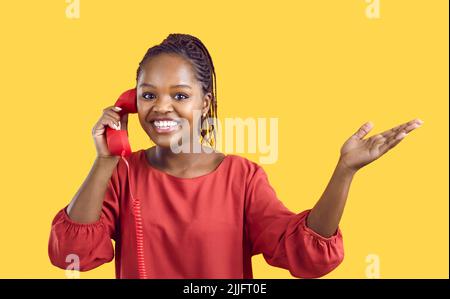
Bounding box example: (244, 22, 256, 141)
(48, 150, 344, 278)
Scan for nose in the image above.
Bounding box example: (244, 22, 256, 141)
(152, 96, 174, 114)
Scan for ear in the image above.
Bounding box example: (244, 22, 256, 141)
(202, 92, 213, 116)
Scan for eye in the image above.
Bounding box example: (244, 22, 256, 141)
(142, 92, 155, 100)
(174, 93, 189, 101)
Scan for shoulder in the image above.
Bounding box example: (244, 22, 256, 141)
(223, 154, 267, 180)
(225, 153, 258, 168)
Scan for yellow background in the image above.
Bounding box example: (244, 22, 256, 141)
(0, 0, 447, 278)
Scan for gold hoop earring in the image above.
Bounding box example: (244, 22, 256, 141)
(200, 113, 214, 146)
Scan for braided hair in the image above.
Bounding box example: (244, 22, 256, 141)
(136, 33, 218, 148)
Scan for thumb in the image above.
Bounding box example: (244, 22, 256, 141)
(352, 121, 374, 140)
(120, 113, 129, 131)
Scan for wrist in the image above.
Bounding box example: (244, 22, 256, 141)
(95, 155, 120, 164)
(336, 158, 357, 177)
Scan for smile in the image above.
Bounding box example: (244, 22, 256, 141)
(151, 120, 181, 134)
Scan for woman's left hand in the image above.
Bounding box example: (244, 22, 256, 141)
(338, 118, 424, 173)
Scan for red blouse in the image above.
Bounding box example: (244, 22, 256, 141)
(48, 150, 344, 278)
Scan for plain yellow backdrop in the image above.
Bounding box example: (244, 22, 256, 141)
(0, 0, 447, 278)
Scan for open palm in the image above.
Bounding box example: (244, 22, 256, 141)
(339, 118, 424, 172)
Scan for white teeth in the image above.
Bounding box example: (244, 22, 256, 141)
(153, 120, 178, 128)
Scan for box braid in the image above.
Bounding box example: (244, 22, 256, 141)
(136, 33, 218, 149)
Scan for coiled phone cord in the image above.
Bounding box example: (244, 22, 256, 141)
(120, 152, 148, 279)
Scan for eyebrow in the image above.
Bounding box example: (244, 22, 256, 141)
(139, 83, 192, 89)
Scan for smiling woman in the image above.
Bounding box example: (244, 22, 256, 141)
(136, 34, 218, 150)
(48, 33, 346, 279)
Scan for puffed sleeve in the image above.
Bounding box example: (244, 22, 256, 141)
(48, 164, 121, 272)
(244, 164, 344, 278)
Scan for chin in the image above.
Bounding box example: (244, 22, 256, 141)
(149, 133, 184, 150)
(148, 122, 197, 149)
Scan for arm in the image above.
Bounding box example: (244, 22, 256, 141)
(48, 156, 121, 271)
(306, 159, 356, 238)
(307, 118, 423, 238)
(67, 103, 126, 223)
(48, 105, 125, 271)
(67, 156, 120, 223)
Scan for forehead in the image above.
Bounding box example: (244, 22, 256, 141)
(139, 53, 197, 86)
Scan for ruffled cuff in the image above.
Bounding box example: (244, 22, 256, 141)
(301, 211, 342, 243)
(48, 206, 114, 271)
(284, 209, 344, 278)
(59, 205, 105, 227)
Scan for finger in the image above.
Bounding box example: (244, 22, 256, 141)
(103, 110, 121, 130)
(93, 118, 118, 134)
(380, 123, 407, 139)
(103, 110, 121, 122)
(380, 118, 424, 138)
(103, 106, 122, 113)
(379, 131, 406, 153)
(352, 121, 374, 140)
(383, 118, 422, 144)
(387, 121, 421, 138)
(402, 121, 423, 134)
(120, 113, 128, 131)
(101, 115, 120, 130)
(379, 138, 403, 154)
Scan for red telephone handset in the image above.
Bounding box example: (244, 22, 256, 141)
(105, 88, 147, 278)
(105, 88, 138, 157)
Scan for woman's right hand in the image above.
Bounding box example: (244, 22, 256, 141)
(92, 106, 128, 158)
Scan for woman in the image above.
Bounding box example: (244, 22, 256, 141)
(48, 33, 423, 279)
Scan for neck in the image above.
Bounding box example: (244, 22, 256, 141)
(151, 143, 211, 170)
